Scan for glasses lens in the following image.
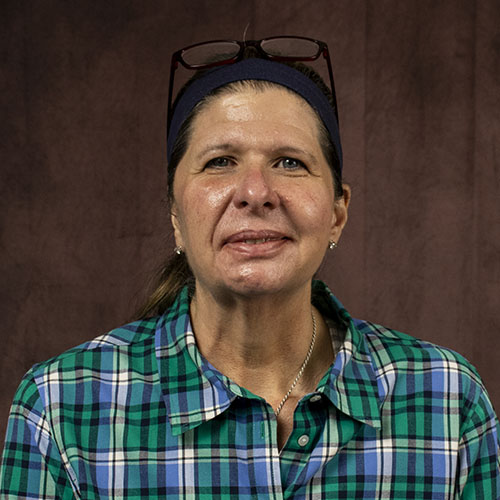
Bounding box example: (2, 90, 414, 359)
(260, 37, 320, 59)
(181, 42, 241, 67)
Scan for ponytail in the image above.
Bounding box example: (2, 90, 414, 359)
(134, 253, 193, 319)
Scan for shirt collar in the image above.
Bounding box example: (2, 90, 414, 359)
(155, 281, 382, 436)
(154, 287, 236, 436)
(312, 281, 382, 429)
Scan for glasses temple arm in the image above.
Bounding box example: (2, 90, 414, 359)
(167, 57, 179, 130)
(323, 48, 339, 126)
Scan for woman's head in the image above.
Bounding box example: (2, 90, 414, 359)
(169, 80, 350, 299)
(135, 49, 349, 317)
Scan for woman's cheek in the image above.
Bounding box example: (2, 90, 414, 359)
(204, 183, 233, 209)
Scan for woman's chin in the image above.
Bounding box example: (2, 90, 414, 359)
(217, 269, 309, 299)
(191, 255, 318, 299)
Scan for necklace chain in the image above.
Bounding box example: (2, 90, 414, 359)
(274, 311, 317, 416)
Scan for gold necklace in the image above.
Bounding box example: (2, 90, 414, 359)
(274, 311, 317, 416)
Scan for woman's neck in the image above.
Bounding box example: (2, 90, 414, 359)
(189, 282, 334, 412)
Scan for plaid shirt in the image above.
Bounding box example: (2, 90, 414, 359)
(1, 281, 499, 499)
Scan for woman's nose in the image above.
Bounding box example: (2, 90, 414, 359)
(232, 165, 280, 211)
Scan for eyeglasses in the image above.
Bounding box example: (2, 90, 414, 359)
(167, 36, 339, 129)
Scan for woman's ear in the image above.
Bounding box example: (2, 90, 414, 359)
(330, 184, 351, 243)
(170, 206, 184, 248)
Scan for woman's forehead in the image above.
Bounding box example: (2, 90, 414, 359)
(201, 82, 317, 116)
(189, 86, 323, 146)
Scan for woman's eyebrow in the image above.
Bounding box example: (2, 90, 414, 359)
(196, 143, 237, 160)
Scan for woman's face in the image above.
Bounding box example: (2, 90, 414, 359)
(171, 86, 349, 299)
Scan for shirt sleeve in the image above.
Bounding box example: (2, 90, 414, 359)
(0, 371, 79, 500)
(457, 380, 500, 499)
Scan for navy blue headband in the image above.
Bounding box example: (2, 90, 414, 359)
(167, 58, 342, 170)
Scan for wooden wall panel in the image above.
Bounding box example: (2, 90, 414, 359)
(1, 0, 499, 442)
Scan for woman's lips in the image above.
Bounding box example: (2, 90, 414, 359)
(223, 230, 290, 256)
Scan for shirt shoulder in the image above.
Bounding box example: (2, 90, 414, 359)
(354, 318, 494, 417)
(355, 318, 479, 377)
(23, 316, 160, 389)
(313, 279, 494, 416)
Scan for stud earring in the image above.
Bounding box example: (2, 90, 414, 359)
(174, 246, 184, 255)
(328, 240, 337, 250)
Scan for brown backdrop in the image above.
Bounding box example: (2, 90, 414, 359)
(1, 0, 499, 442)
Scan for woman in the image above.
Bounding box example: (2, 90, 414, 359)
(1, 37, 499, 499)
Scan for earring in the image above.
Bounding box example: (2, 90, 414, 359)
(328, 240, 337, 250)
(174, 246, 184, 255)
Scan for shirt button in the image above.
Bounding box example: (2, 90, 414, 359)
(297, 434, 310, 447)
(310, 394, 322, 403)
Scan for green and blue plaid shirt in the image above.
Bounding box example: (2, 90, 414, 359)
(1, 281, 499, 499)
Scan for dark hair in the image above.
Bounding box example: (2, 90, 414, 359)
(134, 58, 343, 319)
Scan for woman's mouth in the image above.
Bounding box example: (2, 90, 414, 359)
(223, 231, 291, 256)
(224, 230, 290, 245)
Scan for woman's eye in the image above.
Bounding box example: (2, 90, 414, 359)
(204, 157, 231, 169)
(278, 157, 307, 170)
